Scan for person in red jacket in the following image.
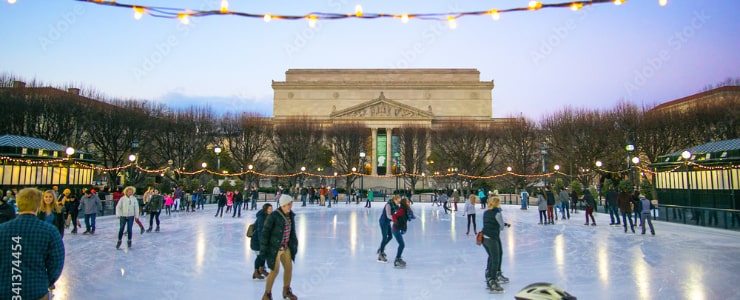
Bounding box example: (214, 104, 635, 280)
(391, 197, 413, 268)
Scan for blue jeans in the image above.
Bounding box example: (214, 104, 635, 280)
(301, 194, 307, 206)
(391, 229, 405, 259)
(561, 202, 570, 219)
(84, 213, 96, 232)
(117, 216, 134, 241)
(482, 234, 501, 280)
(609, 205, 621, 224)
(378, 220, 393, 254)
(232, 202, 242, 217)
(521, 197, 528, 209)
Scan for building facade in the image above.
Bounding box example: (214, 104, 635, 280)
(272, 69, 498, 176)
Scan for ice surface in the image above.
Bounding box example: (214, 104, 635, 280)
(52, 202, 740, 300)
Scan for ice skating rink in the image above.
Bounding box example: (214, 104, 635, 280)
(52, 202, 740, 300)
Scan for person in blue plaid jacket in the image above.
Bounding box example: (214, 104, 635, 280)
(0, 188, 65, 300)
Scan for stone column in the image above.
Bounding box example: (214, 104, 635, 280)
(371, 128, 378, 176)
(386, 128, 393, 176)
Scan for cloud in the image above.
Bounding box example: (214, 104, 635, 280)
(153, 92, 273, 116)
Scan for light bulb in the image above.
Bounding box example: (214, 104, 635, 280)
(659, 0, 667, 6)
(220, 0, 228, 13)
(178, 13, 190, 25)
(570, 3, 583, 11)
(355, 4, 363, 17)
(528, 1, 542, 10)
(490, 10, 500, 21)
(447, 15, 456, 29)
(401, 14, 409, 23)
(8, 0, 17, 4)
(614, 0, 626, 5)
(133, 7, 144, 20)
(308, 15, 317, 28)
(264, 14, 271, 22)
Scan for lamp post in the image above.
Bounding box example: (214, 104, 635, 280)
(359, 150, 366, 194)
(128, 154, 137, 185)
(65, 147, 75, 188)
(626, 141, 635, 185)
(681, 150, 692, 207)
(247, 164, 254, 188)
(631, 156, 641, 190)
(553, 164, 560, 189)
(595, 160, 603, 207)
(541, 146, 548, 187)
(214, 145, 222, 171)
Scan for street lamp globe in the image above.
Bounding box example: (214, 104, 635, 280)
(201, 162, 207, 168)
(540, 146, 548, 155)
(128, 154, 137, 162)
(626, 143, 635, 152)
(681, 151, 692, 160)
(506, 166, 512, 172)
(334, 172, 338, 176)
(65, 147, 75, 156)
(632, 157, 640, 165)
(248, 164, 253, 170)
(554, 164, 560, 171)
(214, 145, 222, 155)
(301, 166, 306, 172)
(595, 160, 603, 168)
(359, 150, 366, 158)
(351, 167, 357, 172)
(167, 159, 173, 166)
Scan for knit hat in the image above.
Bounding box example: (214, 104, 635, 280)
(279, 194, 294, 207)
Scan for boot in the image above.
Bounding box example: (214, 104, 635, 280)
(496, 271, 509, 284)
(261, 291, 273, 300)
(116, 240, 122, 249)
(394, 257, 406, 268)
(146, 227, 153, 233)
(487, 278, 504, 293)
(282, 286, 298, 300)
(259, 266, 269, 276)
(140, 226, 145, 235)
(127, 240, 132, 248)
(252, 269, 264, 280)
(377, 252, 387, 263)
(155, 225, 160, 232)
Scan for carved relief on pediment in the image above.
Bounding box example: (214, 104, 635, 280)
(335, 102, 430, 119)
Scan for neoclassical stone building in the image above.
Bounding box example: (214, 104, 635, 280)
(272, 69, 500, 176)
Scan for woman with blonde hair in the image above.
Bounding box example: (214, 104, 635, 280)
(38, 190, 65, 237)
(463, 194, 478, 235)
(481, 197, 510, 293)
(115, 186, 140, 249)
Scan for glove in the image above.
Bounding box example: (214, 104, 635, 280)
(504, 223, 511, 228)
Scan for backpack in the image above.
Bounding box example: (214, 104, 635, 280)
(246, 223, 256, 238)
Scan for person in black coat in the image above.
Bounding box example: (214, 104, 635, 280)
(232, 190, 244, 218)
(250, 203, 272, 280)
(259, 195, 298, 300)
(214, 190, 226, 218)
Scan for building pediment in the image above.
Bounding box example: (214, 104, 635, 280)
(330, 92, 434, 120)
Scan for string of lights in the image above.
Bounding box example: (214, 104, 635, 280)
(3, 0, 670, 28)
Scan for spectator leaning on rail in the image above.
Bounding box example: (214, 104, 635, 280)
(0, 188, 65, 300)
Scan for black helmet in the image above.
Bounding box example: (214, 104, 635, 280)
(514, 282, 577, 300)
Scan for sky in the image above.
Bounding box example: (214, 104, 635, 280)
(1, 0, 739, 120)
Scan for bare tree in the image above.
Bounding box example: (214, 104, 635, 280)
(499, 116, 541, 191)
(221, 112, 273, 187)
(325, 122, 369, 191)
(270, 117, 330, 187)
(397, 125, 431, 194)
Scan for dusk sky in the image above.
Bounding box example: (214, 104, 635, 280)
(1, 0, 738, 119)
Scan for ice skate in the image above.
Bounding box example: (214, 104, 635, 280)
(377, 252, 388, 263)
(496, 271, 509, 284)
(252, 269, 265, 280)
(146, 227, 152, 233)
(261, 291, 273, 300)
(487, 278, 504, 294)
(116, 240, 122, 250)
(127, 240, 132, 249)
(282, 286, 298, 300)
(259, 266, 270, 276)
(394, 257, 406, 268)
(155, 225, 160, 232)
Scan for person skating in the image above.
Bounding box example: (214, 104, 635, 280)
(606, 186, 620, 225)
(79, 189, 102, 234)
(377, 195, 400, 263)
(558, 187, 571, 220)
(115, 186, 140, 249)
(63, 191, 81, 234)
(250, 203, 273, 280)
(365, 189, 374, 208)
(463, 195, 478, 235)
(0, 189, 17, 225)
(232, 189, 243, 218)
(537, 190, 547, 225)
(391, 197, 413, 268)
(260, 195, 299, 300)
(545, 187, 555, 224)
(147, 189, 164, 232)
(639, 195, 656, 235)
(38, 190, 65, 237)
(482, 197, 509, 293)
(214, 190, 226, 217)
(583, 189, 596, 226)
(618, 187, 635, 233)
(440, 192, 450, 214)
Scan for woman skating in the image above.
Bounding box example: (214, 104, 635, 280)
(391, 197, 412, 268)
(39, 190, 65, 237)
(250, 203, 272, 280)
(463, 195, 478, 235)
(482, 197, 509, 293)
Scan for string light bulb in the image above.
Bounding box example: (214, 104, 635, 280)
(401, 13, 409, 23)
(528, 1, 543, 10)
(178, 13, 190, 25)
(447, 15, 457, 29)
(307, 14, 317, 28)
(220, 0, 228, 13)
(355, 4, 363, 17)
(264, 14, 272, 22)
(658, 0, 667, 6)
(614, 0, 626, 5)
(490, 9, 500, 20)
(8, 0, 17, 4)
(133, 7, 144, 20)
(570, 3, 584, 11)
